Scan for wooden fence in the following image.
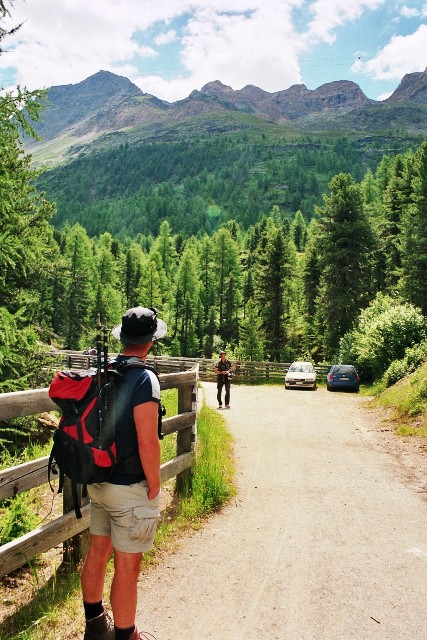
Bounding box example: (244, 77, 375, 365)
(55, 352, 331, 383)
(0, 366, 199, 578)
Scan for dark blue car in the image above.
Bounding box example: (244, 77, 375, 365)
(326, 364, 360, 392)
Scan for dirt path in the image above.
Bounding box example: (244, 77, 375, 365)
(136, 382, 427, 640)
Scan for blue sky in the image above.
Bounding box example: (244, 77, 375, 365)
(1, 0, 426, 102)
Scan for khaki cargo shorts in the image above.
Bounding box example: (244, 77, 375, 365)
(88, 481, 160, 553)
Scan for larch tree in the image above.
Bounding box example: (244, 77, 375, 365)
(290, 210, 307, 252)
(138, 252, 163, 310)
(197, 235, 216, 327)
(400, 142, 427, 314)
(172, 243, 200, 356)
(212, 228, 241, 338)
(0, 1, 58, 387)
(255, 225, 291, 361)
(314, 173, 375, 358)
(380, 154, 412, 293)
(238, 299, 265, 361)
(94, 246, 122, 329)
(123, 243, 144, 308)
(62, 225, 96, 349)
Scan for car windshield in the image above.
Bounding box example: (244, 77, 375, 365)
(332, 365, 356, 374)
(289, 364, 313, 373)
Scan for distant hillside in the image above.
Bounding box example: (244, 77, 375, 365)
(31, 68, 427, 239)
(28, 68, 427, 165)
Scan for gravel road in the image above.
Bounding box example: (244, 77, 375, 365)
(136, 382, 427, 640)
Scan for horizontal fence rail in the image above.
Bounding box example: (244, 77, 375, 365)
(53, 351, 331, 382)
(0, 366, 199, 578)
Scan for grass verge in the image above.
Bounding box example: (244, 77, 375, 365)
(0, 389, 236, 640)
(370, 360, 427, 438)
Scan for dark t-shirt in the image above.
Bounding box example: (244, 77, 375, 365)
(216, 358, 232, 384)
(108, 356, 160, 485)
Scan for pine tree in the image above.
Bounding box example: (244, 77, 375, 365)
(0, 4, 58, 387)
(94, 246, 122, 328)
(203, 306, 217, 358)
(291, 210, 307, 252)
(238, 299, 264, 361)
(151, 220, 176, 280)
(212, 228, 241, 337)
(255, 226, 291, 361)
(62, 225, 96, 348)
(172, 244, 200, 356)
(198, 235, 216, 327)
(301, 221, 322, 353)
(400, 142, 427, 313)
(314, 173, 375, 358)
(380, 154, 412, 292)
(123, 243, 144, 307)
(139, 253, 163, 309)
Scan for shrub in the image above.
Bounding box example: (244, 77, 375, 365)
(383, 340, 427, 387)
(339, 294, 427, 381)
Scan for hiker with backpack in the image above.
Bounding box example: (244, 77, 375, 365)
(80, 306, 167, 640)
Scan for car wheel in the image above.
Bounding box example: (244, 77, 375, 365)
(327, 384, 332, 391)
(312, 383, 317, 390)
(285, 384, 289, 389)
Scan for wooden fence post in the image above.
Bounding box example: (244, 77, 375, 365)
(62, 478, 90, 566)
(175, 376, 197, 495)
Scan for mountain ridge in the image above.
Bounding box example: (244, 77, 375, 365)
(27, 68, 427, 163)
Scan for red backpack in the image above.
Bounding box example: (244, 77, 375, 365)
(48, 360, 164, 518)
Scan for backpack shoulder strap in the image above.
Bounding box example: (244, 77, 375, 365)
(115, 357, 159, 379)
(114, 358, 164, 439)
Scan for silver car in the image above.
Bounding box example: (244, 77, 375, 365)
(285, 361, 317, 390)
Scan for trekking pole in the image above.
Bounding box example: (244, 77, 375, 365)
(96, 314, 102, 391)
(102, 318, 108, 416)
(103, 317, 109, 402)
(96, 315, 105, 435)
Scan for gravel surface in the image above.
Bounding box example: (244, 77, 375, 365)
(136, 382, 427, 640)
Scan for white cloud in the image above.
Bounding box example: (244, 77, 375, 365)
(0, 0, 422, 102)
(0, 0, 188, 88)
(400, 4, 427, 18)
(352, 24, 427, 80)
(175, 2, 305, 95)
(400, 6, 420, 18)
(154, 30, 177, 46)
(305, 0, 385, 44)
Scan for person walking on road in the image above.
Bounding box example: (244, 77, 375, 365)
(214, 350, 233, 409)
(81, 306, 167, 640)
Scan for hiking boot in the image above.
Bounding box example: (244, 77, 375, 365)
(128, 629, 157, 640)
(218, 405, 223, 409)
(225, 405, 230, 409)
(83, 611, 114, 640)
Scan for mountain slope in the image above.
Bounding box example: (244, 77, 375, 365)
(386, 67, 427, 104)
(27, 68, 427, 165)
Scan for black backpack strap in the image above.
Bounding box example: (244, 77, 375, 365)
(47, 437, 82, 519)
(115, 359, 165, 439)
(48, 446, 59, 492)
(71, 479, 82, 520)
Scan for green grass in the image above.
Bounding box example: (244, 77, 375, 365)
(371, 360, 427, 438)
(0, 390, 236, 640)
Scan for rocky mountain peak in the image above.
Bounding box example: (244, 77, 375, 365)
(26, 69, 427, 161)
(200, 80, 234, 95)
(386, 67, 427, 103)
